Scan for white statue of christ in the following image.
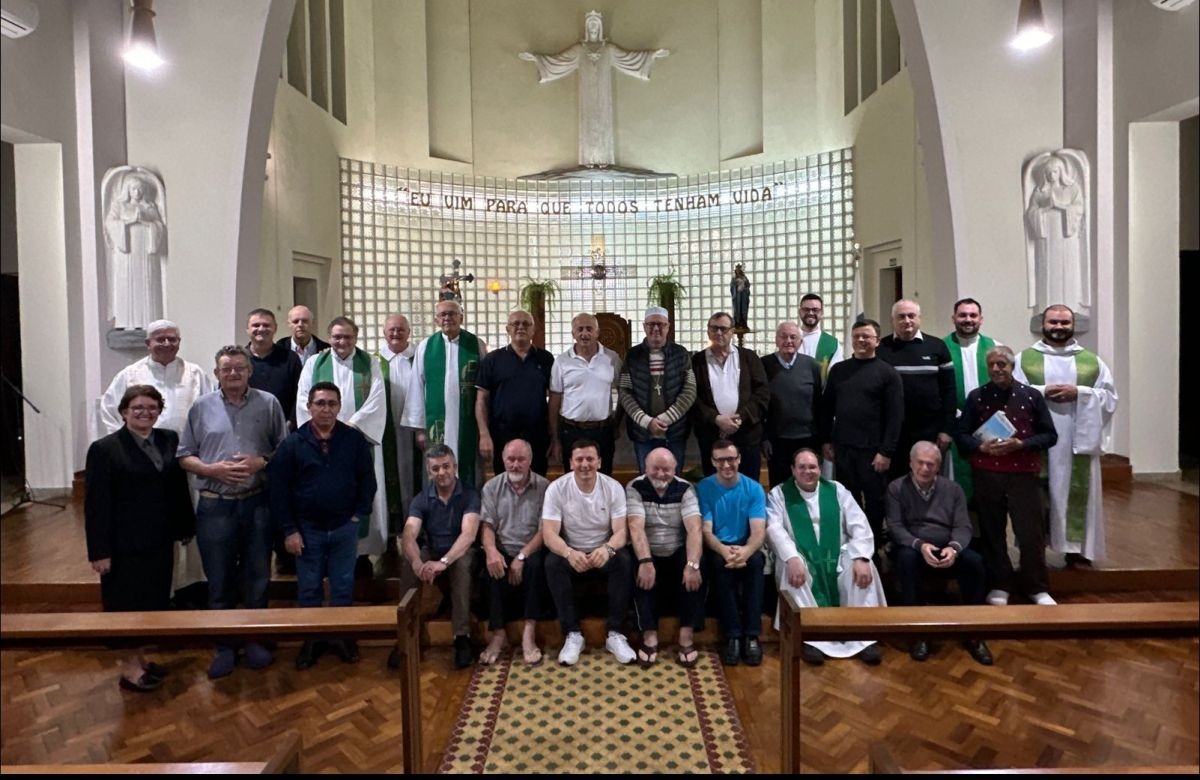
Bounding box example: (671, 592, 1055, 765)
(520, 11, 669, 168)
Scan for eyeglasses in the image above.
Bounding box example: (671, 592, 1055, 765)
(713, 455, 739, 464)
(435, 311, 461, 320)
(127, 405, 161, 416)
(508, 320, 534, 328)
(708, 325, 731, 334)
(645, 322, 668, 330)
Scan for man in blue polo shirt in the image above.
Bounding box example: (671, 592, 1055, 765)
(391, 444, 481, 670)
(697, 439, 767, 667)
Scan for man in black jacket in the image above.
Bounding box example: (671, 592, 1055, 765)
(275, 304, 330, 366)
(270, 382, 377, 670)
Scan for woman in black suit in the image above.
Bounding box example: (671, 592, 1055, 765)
(85, 384, 195, 692)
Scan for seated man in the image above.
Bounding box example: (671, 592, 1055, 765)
(956, 345, 1058, 606)
(479, 439, 550, 667)
(627, 448, 705, 668)
(269, 382, 377, 670)
(885, 441, 992, 665)
(542, 439, 635, 666)
(392, 444, 481, 670)
(698, 440, 767, 667)
(766, 448, 886, 666)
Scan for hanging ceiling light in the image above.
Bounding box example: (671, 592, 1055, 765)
(123, 0, 163, 71)
(1011, 0, 1053, 51)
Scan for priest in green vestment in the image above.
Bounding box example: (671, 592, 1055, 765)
(296, 316, 389, 556)
(766, 448, 886, 665)
(943, 297, 998, 500)
(401, 299, 488, 488)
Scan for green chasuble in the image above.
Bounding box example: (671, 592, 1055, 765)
(784, 478, 842, 607)
(424, 330, 481, 487)
(311, 347, 375, 539)
(1019, 347, 1100, 544)
(943, 333, 995, 501)
(813, 331, 839, 381)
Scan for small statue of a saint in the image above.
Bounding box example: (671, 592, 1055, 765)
(730, 264, 750, 330)
(101, 166, 168, 330)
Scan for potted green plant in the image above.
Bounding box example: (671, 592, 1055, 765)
(519, 278, 559, 349)
(646, 272, 687, 343)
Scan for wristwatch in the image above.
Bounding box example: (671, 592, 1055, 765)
(604, 544, 617, 558)
(439, 556, 450, 566)
(516, 552, 527, 562)
(686, 560, 701, 571)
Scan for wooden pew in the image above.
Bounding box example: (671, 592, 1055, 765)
(869, 742, 1200, 774)
(777, 594, 1200, 774)
(1, 731, 301, 774)
(0, 593, 422, 774)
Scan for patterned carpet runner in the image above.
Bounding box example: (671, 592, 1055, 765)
(439, 649, 755, 774)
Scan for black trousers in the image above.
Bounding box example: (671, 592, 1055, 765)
(890, 544, 987, 606)
(484, 548, 547, 630)
(834, 445, 889, 547)
(632, 546, 706, 632)
(492, 429, 550, 478)
(558, 422, 616, 476)
(974, 469, 1049, 595)
(705, 548, 765, 639)
(545, 547, 633, 633)
(767, 436, 818, 489)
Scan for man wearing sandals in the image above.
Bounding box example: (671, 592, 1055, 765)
(478, 439, 550, 667)
(627, 448, 705, 668)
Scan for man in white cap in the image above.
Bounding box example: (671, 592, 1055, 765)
(97, 319, 214, 602)
(618, 306, 697, 473)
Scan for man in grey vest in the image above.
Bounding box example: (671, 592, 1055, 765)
(618, 307, 697, 474)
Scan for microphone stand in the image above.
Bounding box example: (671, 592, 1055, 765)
(1, 373, 68, 513)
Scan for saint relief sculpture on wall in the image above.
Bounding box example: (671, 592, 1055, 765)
(1023, 149, 1091, 318)
(101, 166, 167, 330)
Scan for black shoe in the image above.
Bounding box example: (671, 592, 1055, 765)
(119, 673, 163, 693)
(295, 640, 324, 671)
(742, 637, 763, 666)
(454, 635, 473, 670)
(387, 645, 401, 670)
(964, 639, 994, 666)
(331, 639, 360, 664)
(801, 644, 826, 666)
(857, 644, 882, 666)
(909, 641, 930, 662)
(142, 661, 170, 679)
(721, 638, 742, 666)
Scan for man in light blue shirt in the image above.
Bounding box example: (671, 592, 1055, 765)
(696, 439, 767, 667)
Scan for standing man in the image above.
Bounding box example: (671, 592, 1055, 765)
(1014, 305, 1117, 566)
(479, 439, 550, 667)
(549, 312, 622, 475)
(958, 345, 1060, 605)
(877, 299, 957, 480)
(276, 305, 329, 366)
(619, 307, 697, 473)
(296, 317, 389, 558)
(395, 445, 481, 669)
(270, 382, 377, 670)
(767, 449, 885, 666)
(178, 346, 288, 678)
(691, 312, 771, 479)
(402, 299, 488, 488)
(943, 298, 998, 499)
(542, 439, 635, 666)
(798, 293, 843, 381)
(820, 320, 904, 547)
(886, 442, 991, 664)
(246, 308, 303, 429)
(762, 321, 823, 488)
(627, 448, 705, 668)
(475, 310, 555, 477)
(698, 440, 768, 667)
(98, 319, 213, 602)
(376, 314, 419, 538)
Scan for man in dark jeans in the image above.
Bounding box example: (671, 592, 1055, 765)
(886, 441, 991, 665)
(270, 382, 376, 670)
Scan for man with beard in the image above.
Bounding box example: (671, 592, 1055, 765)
(1014, 306, 1118, 566)
(798, 293, 843, 381)
(942, 298, 998, 500)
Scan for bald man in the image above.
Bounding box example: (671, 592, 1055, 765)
(376, 314, 419, 532)
(277, 305, 329, 365)
(549, 312, 623, 475)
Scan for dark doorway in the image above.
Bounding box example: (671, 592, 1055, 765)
(1, 141, 25, 506)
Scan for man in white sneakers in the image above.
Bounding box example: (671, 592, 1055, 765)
(541, 439, 634, 665)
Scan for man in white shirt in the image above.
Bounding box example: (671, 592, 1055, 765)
(296, 316, 389, 557)
(798, 293, 844, 381)
(943, 297, 1000, 498)
(542, 439, 635, 666)
(376, 313, 418, 532)
(549, 312, 622, 475)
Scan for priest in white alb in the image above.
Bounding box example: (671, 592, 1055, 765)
(376, 313, 418, 530)
(401, 299, 488, 488)
(767, 448, 887, 666)
(1013, 304, 1118, 564)
(296, 316, 389, 556)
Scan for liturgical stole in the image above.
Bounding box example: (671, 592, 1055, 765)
(424, 331, 481, 487)
(814, 332, 839, 381)
(944, 333, 995, 501)
(784, 478, 842, 608)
